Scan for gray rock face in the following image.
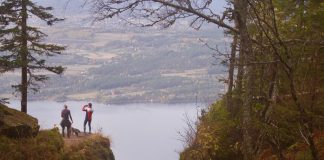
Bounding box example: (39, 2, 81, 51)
(0, 104, 39, 138)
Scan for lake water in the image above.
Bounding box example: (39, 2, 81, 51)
(8, 101, 201, 160)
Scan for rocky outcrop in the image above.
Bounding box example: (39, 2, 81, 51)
(64, 133, 115, 160)
(0, 104, 39, 138)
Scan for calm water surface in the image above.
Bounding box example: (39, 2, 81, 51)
(9, 101, 200, 160)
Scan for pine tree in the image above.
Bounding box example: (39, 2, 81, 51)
(0, 1, 14, 73)
(0, 0, 65, 113)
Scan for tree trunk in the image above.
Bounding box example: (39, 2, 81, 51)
(233, 11, 244, 118)
(227, 34, 237, 115)
(307, 48, 320, 160)
(234, 0, 254, 159)
(236, 42, 244, 103)
(261, 59, 278, 121)
(308, 135, 319, 160)
(20, 0, 28, 113)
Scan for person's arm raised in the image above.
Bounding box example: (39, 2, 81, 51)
(82, 105, 87, 111)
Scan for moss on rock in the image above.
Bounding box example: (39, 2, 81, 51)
(0, 104, 39, 138)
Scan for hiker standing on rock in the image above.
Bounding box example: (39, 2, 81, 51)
(83, 103, 94, 134)
(60, 104, 73, 138)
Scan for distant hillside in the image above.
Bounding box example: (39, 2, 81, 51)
(0, 0, 228, 104)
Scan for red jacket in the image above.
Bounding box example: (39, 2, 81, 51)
(82, 105, 93, 120)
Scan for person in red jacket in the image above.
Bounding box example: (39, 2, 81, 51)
(82, 103, 94, 134)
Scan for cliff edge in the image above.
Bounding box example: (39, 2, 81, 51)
(0, 104, 114, 160)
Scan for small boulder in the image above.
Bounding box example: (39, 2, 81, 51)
(0, 104, 39, 138)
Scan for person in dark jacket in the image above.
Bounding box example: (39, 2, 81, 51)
(60, 105, 73, 138)
(83, 103, 94, 134)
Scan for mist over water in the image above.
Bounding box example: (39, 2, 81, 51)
(9, 101, 201, 160)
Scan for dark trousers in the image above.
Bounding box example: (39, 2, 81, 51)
(84, 118, 92, 133)
(60, 119, 71, 138)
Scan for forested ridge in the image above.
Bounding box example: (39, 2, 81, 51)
(178, 1, 324, 159)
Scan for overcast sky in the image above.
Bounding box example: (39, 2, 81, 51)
(34, 0, 228, 17)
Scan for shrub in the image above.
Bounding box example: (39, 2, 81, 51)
(0, 128, 64, 160)
(180, 100, 243, 160)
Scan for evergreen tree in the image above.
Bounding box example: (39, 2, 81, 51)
(0, 1, 14, 73)
(0, 0, 65, 113)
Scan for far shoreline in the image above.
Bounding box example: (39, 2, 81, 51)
(7, 98, 216, 106)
